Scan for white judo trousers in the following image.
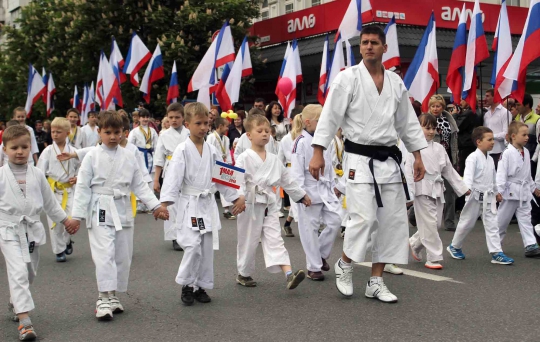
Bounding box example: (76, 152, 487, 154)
(175, 226, 214, 289)
(297, 203, 341, 271)
(452, 196, 502, 253)
(237, 204, 290, 276)
(409, 196, 444, 261)
(88, 222, 134, 292)
(344, 182, 409, 264)
(0, 239, 40, 314)
(47, 190, 73, 254)
(498, 200, 537, 247)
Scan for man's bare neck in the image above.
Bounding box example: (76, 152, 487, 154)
(364, 60, 384, 77)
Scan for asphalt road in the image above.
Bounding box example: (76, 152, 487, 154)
(1, 208, 539, 342)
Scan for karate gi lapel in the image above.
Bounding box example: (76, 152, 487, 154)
(358, 62, 393, 138)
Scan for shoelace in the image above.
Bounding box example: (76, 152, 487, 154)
(339, 266, 353, 284)
(377, 282, 394, 297)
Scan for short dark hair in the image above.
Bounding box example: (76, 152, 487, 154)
(418, 114, 437, 128)
(265, 101, 284, 123)
(254, 98, 265, 104)
(138, 108, 150, 118)
(486, 88, 495, 97)
(472, 126, 493, 146)
(290, 105, 304, 120)
(98, 110, 123, 130)
(248, 107, 265, 116)
(522, 93, 534, 109)
(214, 117, 228, 128)
(121, 115, 130, 132)
(360, 25, 386, 45)
(88, 111, 98, 118)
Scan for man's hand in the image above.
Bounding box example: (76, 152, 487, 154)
(154, 181, 161, 193)
(465, 189, 471, 197)
(308, 146, 325, 180)
(301, 195, 312, 207)
(412, 151, 425, 182)
(534, 189, 540, 197)
(57, 152, 77, 161)
(406, 201, 414, 208)
(232, 196, 246, 216)
(64, 219, 80, 235)
(496, 193, 503, 203)
(334, 187, 342, 198)
(153, 206, 169, 220)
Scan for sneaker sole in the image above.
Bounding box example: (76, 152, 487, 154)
(287, 271, 306, 290)
(425, 264, 443, 270)
(20, 331, 37, 341)
(307, 274, 325, 281)
(383, 269, 404, 275)
(96, 312, 113, 321)
(365, 294, 398, 303)
(491, 260, 513, 265)
(181, 300, 194, 306)
(446, 246, 465, 260)
(236, 279, 257, 287)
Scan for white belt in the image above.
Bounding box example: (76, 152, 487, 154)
(472, 188, 497, 218)
(507, 178, 535, 207)
(181, 184, 220, 250)
(92, 186, 130, 231)
(0, 211, 40, 263)
(246, 183, 274, 220)
(423, 173, 445, 202)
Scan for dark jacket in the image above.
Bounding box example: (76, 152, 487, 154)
(454, 109, 481, 149)
(228, 124, 245, 150)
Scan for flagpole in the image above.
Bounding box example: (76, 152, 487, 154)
(479, 62, 483, 111)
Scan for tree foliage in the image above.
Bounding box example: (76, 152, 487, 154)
(0, 0, 262, 120)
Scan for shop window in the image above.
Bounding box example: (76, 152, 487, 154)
(285, 2, 294, 13)
(261, 10, 269, 20)
(262, 0, 268, 8)
(312, 0, 320, 6)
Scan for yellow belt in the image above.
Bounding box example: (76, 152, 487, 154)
(342, 196, 347, 209)
(166, 155, 172, 160)
(334, 168, 344, 177)
(131, 192, 137, 218)
(47, 177, 72, 228)
(286, 163, 291, 167)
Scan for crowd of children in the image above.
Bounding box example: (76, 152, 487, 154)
(2, 100, 540, 341)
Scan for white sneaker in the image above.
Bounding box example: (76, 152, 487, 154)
(383, 264, 404, 275)
(109, 296, 124, 314)
(335, 260, 354, 297)
(278, 211, 285, 218)
(95, 298, 113, 320)
(365, 280, 398, 303)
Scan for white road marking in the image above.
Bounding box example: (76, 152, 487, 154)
(355, 262, 464, 284)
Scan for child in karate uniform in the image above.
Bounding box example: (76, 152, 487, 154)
(11, 108, 39, 165)
(405, 114, 469, 269)
(159, 103, 245, 306)
(70, 111, 168, 321)
(496, 122, 540, 258)
(291, 105, 342, 281)
(0, 125, 77, 341)
(447, 126, 514, 264)
(153, 103, 190, 251)
(234, 108, 278, 161)
(206, 117, 236, 220)
(0, 120, 33, 167)
(80, 111, 100, 147)
(66, 108, 87, 149)
(37, 118, 80, 262)
(235, 114, 310, 288)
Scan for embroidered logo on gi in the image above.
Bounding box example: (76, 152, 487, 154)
(348, 169, 356, 180)
(479, 193, 484, 201)
(191, 217, 198, 228)
(26, 234, 35, 253)
(197, 218, 206, 230)
(99, 210, 106, 223)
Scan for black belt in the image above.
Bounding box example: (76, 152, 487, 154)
(344, 140, 410, 207)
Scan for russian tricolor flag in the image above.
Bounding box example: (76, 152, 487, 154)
(99, 51, 120, 110)
(46, 73, 56, 117)
(501, 0, 540, 103)
(317, 35, 329, 105)
(72, 86, 82, 112)
(167, 61, 179, 105)
(382, 15, 401, 70)
(96, 53, 104, 109)
(140, 44, 165, 104)
(41, 68, 48, 106)
(276, 42, 291, 110)
(215, 36, 253, 111)
(492, 0, 513, 102)
(123, 32, 152, 87)
(24, 64, 46, 118)
(345, 40, 356, 68)
(446, 4, 467, 104)
(336, 0, 373, 41)
(110, 37, 125, 107)
(403, 12, 439, 113)
(325, 35, 346, 100)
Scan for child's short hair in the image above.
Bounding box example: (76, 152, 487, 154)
(88, 111, 98, 118)
(471, 126, 493, 146)
(138, 108, 150, 118)
(51, 117, 71, 131)
(6, 120, 20, 128)
(167, 102, 184, 116)
(121, 115, 130, 132)
(418, 114, 437, 128)
(248, 107, 265, 116)
(98, 110, 123, 130)
(185, 102, 209, 123)
(507, 121, 528, 144)
(66, 108, 80, 116)
(244, 114, 270, 132)
(214, 117, 228, 128)
(12, 107, 26, 117)
(2, 125, 30, 145)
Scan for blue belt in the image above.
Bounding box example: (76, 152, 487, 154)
(137, 147, 154, 174)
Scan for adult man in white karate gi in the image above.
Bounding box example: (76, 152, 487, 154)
(309, 26, 427, 303)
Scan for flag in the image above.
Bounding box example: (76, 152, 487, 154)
(336, 0, 373, 41)
(403, 12, 439, 113)
(81, 84, 90, 125)
(96, 53, 104, 109)
(72, 86, 82, 112)
(187, 21, 235, 94)
(275, 42, 291, 110)
(462, 0, 489, 109)
(345, 40, 356, 68)
(382, 15, 401, 70)
(281, 39, 302, 117)
(317, 35, 330, 105)
(446, 4, 467, 104)
(325, 35, 346, 101)
(215, 37, 252, 111)
(492, 0, 515, 102)
(24, 64, 46, 118)
(110, 37, 125, 107)
(123, 32, 152, 86)
(41, 67, 48, 106)
(99, 51, 120, 110)
(502, 0, 540, 103)
(167, 61, 179, 105)
(46, 73, 56, 117)
(140, 44, 165, 104)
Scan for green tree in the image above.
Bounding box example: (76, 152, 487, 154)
(0, 0, 262, 121)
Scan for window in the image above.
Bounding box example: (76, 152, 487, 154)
(261, 11, 269, 20)
(311, 0, 321, 6)
(506, 0, 522, 6)
(285, 3, 294, 13)
(262, 0, 268, 8)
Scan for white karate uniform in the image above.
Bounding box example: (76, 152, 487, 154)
(234, 133, 277, 161)
(80, 124, 99, 148)
(330, 136, 348, 227)
(128, 125, 159, 191)
(72, 145, 160, 292)
(206, 132, 233, 209)
(406, 141, 468, 262)
(291, 130, 341, 272)
(496, 145, 537, 247)
(0, 143, 34, 167)
(312, 61, 427, 264)
(451, 149, 502, 253)
(0, 165, 67, 314)
(68, 126, 87, 149)
(235, 149, 306, 277)
(26, 125, 39, 165)
(37, 142, 80, 254)
(278, 133, 297, 220)
(160, 139, 238, 289)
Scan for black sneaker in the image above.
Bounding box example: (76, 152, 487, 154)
(194, 289, 211, 303)
(282, 224, 294, 237)
(286, 270, 305, 290)
(172, 240, 183, 251)
(223, 212, 236, 220)
(56, 252, 66, 262)
(181, 286, 195, 306)
(236, 274, 257, 287)
(65, 240, 74, 255)
(525, 244, 540, 258)
(340, 226, 346, 238)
